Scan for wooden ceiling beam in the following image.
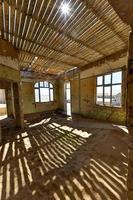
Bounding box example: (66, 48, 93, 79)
(3, 31, 89, 63)
(20, 50, 77, 69)
(80, 48, 127, 71)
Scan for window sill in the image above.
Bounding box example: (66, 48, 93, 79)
(95, 104, 123, 109)
(33, 101, 55, 105)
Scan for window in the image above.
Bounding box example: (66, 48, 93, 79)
(34, 81, 54, 103)
(96, 71, 122, 107)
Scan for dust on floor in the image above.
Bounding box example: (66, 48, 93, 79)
(0, 114, 129, 200)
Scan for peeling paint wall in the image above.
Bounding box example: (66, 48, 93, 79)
(0, 65, 20, 82)
(79, 76, 126, 124)
(71, 75, 80, 114)
(0, 40, 23, 126)
(22, 81, 59, 114)
(0, 66, 20, 118)
(59, 66, 126, 125)
(59, 80, 64, 111)
(0, 39, 19, 71)
(0, 82, 15, 117)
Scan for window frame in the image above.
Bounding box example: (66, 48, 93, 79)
(34, 81, 54, 103)
(96, 70, 123, 108)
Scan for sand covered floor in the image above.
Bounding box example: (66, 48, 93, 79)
(0, 114, 129, 200)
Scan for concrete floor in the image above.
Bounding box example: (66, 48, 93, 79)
(0, 114, 129, 200)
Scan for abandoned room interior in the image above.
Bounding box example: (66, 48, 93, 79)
(0, 0, 133, 200)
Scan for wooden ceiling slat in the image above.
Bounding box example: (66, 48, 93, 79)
(54, 0, 79, 29)
(8, 5, 105, 56)
(55, 0, 81, 30)
(84, 1, 127, 44)
(12, 0, 17, 45)
(47, 0, 63, 25)
(0, 0, 130, 75)
(3, 29, 100, 62)
(2, 0, 6, 39)
(20, 49, 77, 68)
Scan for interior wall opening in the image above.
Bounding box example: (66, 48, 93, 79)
(64, 82, 71, 116)
(0, 89, 7, 120)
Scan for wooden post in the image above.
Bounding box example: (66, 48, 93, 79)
(78, 71, 81, 114)
(13, 82, 24, 128)
(5, 83, 15, 118)
(127, 31, 133, 200)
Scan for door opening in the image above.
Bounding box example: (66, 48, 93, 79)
(0, 89, 7, 120)
(65, 82, 71, 116)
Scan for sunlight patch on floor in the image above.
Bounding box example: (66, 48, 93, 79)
(29, 118, 51, 128)
(51, 122, 92, 138)
(0, 115, 7, 120)
(2, 142, 10, 161)
(0, 115, 128, 200)
(72, 129, 92, 138)
(112, 124, 129, 134)
(23, 136, 32, 150)
(60, 125, 73, 132)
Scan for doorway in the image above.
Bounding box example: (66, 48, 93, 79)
(64, 82, 71, 116)
(0, 89, 7, 120)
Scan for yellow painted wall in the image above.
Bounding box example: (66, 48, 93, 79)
(80, 77, 95, 115)
(71, 76, 80, 114)
(59, 80, 64, 110)
(0, 65, 20, 82)
(79, 76, 126, 124)
(0, 65, 20, 118)
(59, 68, 126, 124)
(22, 81, 59, 114)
